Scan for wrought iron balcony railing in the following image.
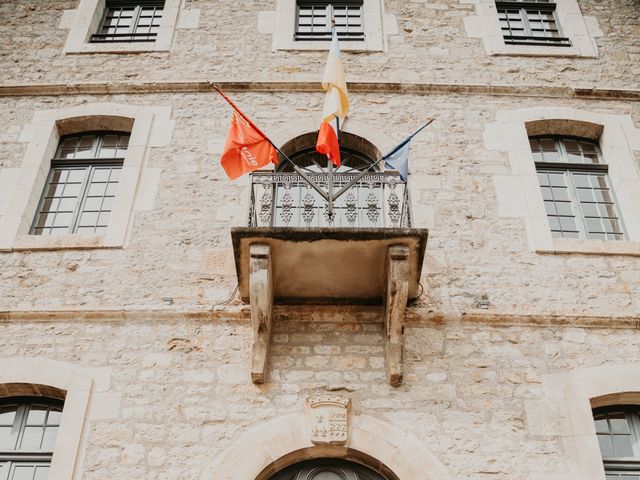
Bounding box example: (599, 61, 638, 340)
(248, 171, 412, 228)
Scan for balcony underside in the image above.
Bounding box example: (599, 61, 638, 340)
(232, 227, 429, 304)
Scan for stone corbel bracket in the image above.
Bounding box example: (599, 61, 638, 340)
(249, 243, 273, 384)
(385, 244, 410, 387)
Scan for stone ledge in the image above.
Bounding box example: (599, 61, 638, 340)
(0, 81, 639, 101)
(1, 307, 639, 329)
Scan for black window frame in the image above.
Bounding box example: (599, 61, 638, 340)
(593, 405, 640, 478)
(90, 0, 165, 43)
(0, 397, 64, 480)
(295, 0, 365, 41)
(496, 1, 571, 47)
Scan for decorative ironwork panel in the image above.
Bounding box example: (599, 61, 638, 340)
(248, 172, 412, 228)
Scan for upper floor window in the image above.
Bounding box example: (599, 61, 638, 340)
(496, 1, 570, 47)
(295, 0, 365, 41)
(30, 132, 129, 236)
(531, 136, 625, 240)
(0, 397, 64, 480)
(91, 0, 165, 43)
(593, 406, 640, 479)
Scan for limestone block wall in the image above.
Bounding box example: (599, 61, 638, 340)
(0, 0, 638, 88)
(0, 91, 638, 317)
(2, 314, 640, 479)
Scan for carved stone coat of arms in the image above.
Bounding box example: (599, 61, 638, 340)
(306, 394, 351, 445)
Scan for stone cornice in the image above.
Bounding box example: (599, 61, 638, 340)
(1, 306, 639, 329)
(0, 81, 638, 101)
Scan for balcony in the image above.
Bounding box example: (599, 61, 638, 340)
(231, 170, 428, 386)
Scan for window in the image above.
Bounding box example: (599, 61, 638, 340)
(593, 406, 640, 479)
(0, 398, 64, 480)
(61, 0, 188, 54)
(30, 132, 128, 236)
(531, 136, 624, 240)
(496, 1, 570, 46)
(91, 1, 164, 43)
(295, 0, 364, 41)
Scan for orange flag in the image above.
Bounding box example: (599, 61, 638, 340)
(215, 86, 278, 180)
(316, 118, 341, 167)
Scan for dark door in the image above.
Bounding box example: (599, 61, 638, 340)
(268, 458, 390, 480)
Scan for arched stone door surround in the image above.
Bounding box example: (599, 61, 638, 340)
(204, 414, 452, 480)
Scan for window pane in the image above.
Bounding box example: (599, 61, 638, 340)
(597, 435, 614, 457)
(46, 410, 61, 426)
(12, 466, 36, 480)
(78, 212, 99, 227)
(62, 183, 82, 197)
(555, 202, 573, 216)
(0, 426, 14, 449)
(585, 218, 603, 233)
(57, 197, 78, 211)
(551, 187, 569, 201)
(33, 466, 49, 480)
(20, 426, 43, 450)
(611, 434, 634, 457)
(105, 183, 119, 196)
(67, 169, 86, 183)
(88, 183, 107, 196)
(52, 213, 73, 228)
(559, 217, 577, 232)
(26, 406, 47, 426)
(41, 426, 58, 451)
(572, 174, 591, 188)
(610, 416, 630, 434)
(0, 407, 17, 425)
(593, 189, 613, 203)
(576, 189, 595, 202)
(83, 197, 103, 211)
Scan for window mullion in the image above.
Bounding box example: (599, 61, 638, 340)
(69, 167, 93, 233)
(92, 135, 102, 158)
(131, 5, 142, 35)
(11, 404, 29, 451)
(565, 170, 589, 239)
(520, 8, 532, 37)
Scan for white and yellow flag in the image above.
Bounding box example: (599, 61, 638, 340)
(316, 29, 349, 166)
(321, 29, 349, 122)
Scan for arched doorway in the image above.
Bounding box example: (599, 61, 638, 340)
(268, 458, 390, 480)
(277, 131, 380, 173)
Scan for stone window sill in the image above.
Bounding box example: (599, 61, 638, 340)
(489, 44, 594, 58)
(11, 233, 120, 251)
(537, 239, 640, 256)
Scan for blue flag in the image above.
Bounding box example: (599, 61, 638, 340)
(383, 121, 433, 181)
(383, 138, 411, 181)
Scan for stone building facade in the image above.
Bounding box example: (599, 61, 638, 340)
(0, 0, 639, 479)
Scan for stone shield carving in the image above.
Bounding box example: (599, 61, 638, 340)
(307, 394, 351, 445)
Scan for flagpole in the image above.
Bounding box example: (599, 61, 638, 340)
(326, 20, 338, 218)
(211, 83, 329, 202)
(332, 118, 435, 202)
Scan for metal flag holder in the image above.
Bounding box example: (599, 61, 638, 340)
(211, 96, 435, 220)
